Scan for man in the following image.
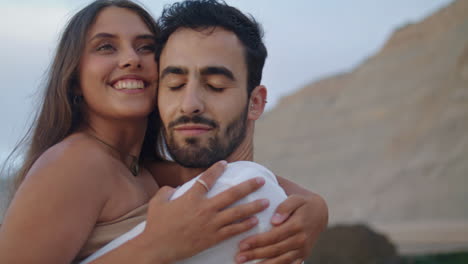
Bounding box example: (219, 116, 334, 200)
(152, 1, 328, 263)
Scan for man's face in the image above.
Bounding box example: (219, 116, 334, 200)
(158, 27, 249, 168)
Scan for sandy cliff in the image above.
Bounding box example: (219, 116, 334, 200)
(254, 0, 468, 253)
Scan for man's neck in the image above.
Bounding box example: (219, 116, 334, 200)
(177, 134, 254, 183)
(177, 167, 205, 182)
(151, 135, 255, 188)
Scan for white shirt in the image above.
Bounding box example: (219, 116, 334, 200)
(81, 161, 287, 264)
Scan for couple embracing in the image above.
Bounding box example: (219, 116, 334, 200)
(0, 1, 328, 263)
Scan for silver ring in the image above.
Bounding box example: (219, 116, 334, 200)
(196, 178, 209, 192)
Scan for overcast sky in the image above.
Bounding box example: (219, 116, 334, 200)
(0, 0, 454, 168)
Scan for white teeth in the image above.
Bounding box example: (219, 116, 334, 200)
(113, 80, 145, 90)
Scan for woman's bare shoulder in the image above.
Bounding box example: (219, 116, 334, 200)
(20, 133, 115, 205)
(1, 134, 115, 263)
(8, 133, 116, 228)
(28, 134, 111, 180)
(35, 134, 106, 165)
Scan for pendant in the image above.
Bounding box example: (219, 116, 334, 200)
(130, 158, 139, 176)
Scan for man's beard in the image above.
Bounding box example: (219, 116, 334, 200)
(163, 107, 248, 168)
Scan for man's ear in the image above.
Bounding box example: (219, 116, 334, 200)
(248, 85, 267, 121)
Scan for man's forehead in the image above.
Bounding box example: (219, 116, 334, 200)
(161, 27, 244, 59)
(169, 26, 240, 44)
(160, 27, 247, 77)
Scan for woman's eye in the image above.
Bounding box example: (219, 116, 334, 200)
(96, 44, 115, 52)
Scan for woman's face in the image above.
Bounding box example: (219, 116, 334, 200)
(79, 7, 158, 121)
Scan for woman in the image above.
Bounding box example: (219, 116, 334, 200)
(0, 1, 327, 263)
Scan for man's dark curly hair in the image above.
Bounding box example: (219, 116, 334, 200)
(157, 0, 267, 96)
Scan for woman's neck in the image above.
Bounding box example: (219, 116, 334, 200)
(79, 114, 148, 158)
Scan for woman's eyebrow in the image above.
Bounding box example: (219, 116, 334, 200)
(89, 32, 155, 42)
(89, 32, 116, 42)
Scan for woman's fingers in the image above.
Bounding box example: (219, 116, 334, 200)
(210, 177, 265, 209)
(255, 250, 302, 264)
(152, 186, 176, 203)
(236, 234, 305, 263)
(217, 216, 259, 241)
(271, 195, 306, 225)
(238, 193, 329, 263)
(189, 160, 227, 194)
(217, 198, 269, 226)
(239, 218, 300, 251)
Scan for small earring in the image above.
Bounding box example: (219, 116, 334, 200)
(73, 95, 83, 105)
(264, 99, 268, 104)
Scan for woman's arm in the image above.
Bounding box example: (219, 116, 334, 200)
(235, 176, 328, 264)
(0, 145, 111, 263)
(88, 161, 269, 264)
(277, 176, 317, 197)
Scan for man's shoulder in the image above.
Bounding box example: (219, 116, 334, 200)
(223, 161, 278, 184)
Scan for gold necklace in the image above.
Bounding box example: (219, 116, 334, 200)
(86, 132, 140, 176)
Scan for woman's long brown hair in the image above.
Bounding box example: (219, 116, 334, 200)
(4, 0, 161, 190)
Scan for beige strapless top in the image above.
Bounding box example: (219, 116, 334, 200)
(74, 203, 148, 262)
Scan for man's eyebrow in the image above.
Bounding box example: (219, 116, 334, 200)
(160, 66, 188, 79)
(89, 33, 155, 42)
(200, 66, 235, 81)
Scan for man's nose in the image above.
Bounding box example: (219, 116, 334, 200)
(180, 84, 204, 115)
(119, 47, 141, 69)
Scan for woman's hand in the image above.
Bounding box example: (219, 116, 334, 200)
(235, 192, 328, 264)
(137, 160, 271, 263)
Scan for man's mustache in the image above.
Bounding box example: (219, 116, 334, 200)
(168, 115, 218, 129)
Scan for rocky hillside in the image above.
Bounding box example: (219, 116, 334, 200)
(254, 0, 468, 253)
